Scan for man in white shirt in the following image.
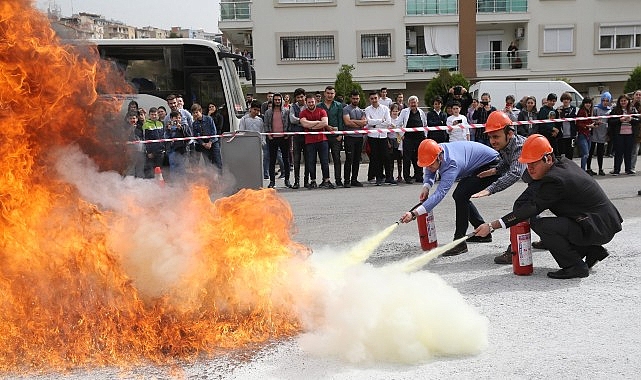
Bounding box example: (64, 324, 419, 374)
(365, 91, 396, 185)
(378, 87, 393, 108)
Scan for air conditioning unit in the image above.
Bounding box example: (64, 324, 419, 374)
(515, 27, 525, 39)
(408, 31, 417, 48)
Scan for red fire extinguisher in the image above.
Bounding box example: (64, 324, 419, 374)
(510, 221, 533, 275)
(417, 211, 438, 251)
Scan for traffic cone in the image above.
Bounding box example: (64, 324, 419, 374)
(154, 166, 165, 187)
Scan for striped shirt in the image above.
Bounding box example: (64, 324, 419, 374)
(486, 134, 527, 194)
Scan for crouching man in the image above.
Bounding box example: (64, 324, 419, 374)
(473, 134, 622, 279)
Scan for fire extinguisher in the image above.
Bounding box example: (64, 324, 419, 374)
(510, 221, 533, 275)
(410, 203, 438, 251)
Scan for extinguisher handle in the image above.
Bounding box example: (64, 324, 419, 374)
(408, 202, 423, 213)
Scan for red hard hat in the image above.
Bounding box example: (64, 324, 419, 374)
(518, 134, 553, 163)
(484, 111, 513, 133)
(417, 139, 442, 167)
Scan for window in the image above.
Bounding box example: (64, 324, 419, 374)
(280, 35, 335, 61)
(277, 0, 334, 4)
(361, 33, 391, 59)
(542, 26, 574, 54)
(599, 25, 641, 50)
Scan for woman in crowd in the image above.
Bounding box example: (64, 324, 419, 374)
(516, 96, 538, 137)
(608, 94, 639, 175)
(575, 97, 594, 173)
(588, 92, 611, 176)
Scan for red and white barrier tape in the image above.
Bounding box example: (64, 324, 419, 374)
(127, 113, 640, 145)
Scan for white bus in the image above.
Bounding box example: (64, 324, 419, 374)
(85, 38, 252, 133)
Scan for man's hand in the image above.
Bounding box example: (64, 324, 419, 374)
(477, 168, 496, 178)
(474, 223, 491, 237)
(471, 189, 491, 198)
(400, 212, 415, 224)
(419, 187, 429, 202)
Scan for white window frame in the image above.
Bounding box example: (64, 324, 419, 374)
(274, 0, 336, 7)
(597, 23, 641, 52)
(540, 24, 575, 56)
(356, 0, 394, 5)
(358, 31, 394, 62)
(277, 33, 338, 64)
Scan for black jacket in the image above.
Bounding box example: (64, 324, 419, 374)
(502, 157, 622, 245)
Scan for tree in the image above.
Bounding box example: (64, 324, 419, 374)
(334, 64, 366, 108)
(624, 66, 641, 94)
(423, 69, 470, 106)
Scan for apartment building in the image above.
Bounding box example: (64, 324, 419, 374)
(219, 0, 641, 101)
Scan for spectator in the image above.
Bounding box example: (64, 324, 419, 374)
(426, 96, 448, 145)
(444, 85, 473, 117)
(575, 98, 594, 173)
(207, 102, 225, 134)
(395, 95, 427, 184)
(631, 90, 641, 172)
(141, 107, 166, 178)
(239, 100, 266, 178)
(466, 98, 479, 141)
(389, 103, 403, 182)
(165, 110, 190, 178)
(342, 90, 367, 188)
(191, 103, 222, 171)
(365, 91, 395, 186)
(556, 92, 577, 160)
(261, 91, 274, 115)
(300, 94, 334, 189)
(318, 85, 344, 187)
(123, 111, 145, 178)
(608, 94, 639, 175)
(378, 87, 393, 108)
(263, 93, 292, 188)
(446, 101, 470, 142)
(516, 96, 538, 137)
(395, 92, 408, 110)
(588, 92, 612, 176)
(472, 92, 496, 146)
(503, 95, 519, 122)
(157, 106, 167, 124)
(288, 88, 309, 189)
(537, 93, 560, 155)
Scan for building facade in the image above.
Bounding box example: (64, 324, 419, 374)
(219, 0, 641, 101)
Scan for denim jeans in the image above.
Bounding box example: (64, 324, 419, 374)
(305, 140, 329, 181)
(576, 134, 590, 170)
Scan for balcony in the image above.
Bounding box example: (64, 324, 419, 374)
(477, 0, 527, 13)
(406, 0, 458, 16)
(220, 1, 252, 21)
(476, 50, 529, 71)
(406, 54, 459, 72)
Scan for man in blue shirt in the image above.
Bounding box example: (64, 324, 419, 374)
(399, 139, 499, 255)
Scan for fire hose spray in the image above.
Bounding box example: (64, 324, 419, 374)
(510, 221, 533, 275)
(407, 202, 438, 251)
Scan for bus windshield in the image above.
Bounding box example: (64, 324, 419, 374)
(91, 39, 248, 133)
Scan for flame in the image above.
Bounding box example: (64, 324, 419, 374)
(0, 0, 309, 373)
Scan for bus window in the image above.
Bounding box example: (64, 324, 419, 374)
(189, 72, 229, 133)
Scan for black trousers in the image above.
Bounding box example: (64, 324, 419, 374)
(402, 136, 424, 181)
(343, 135, 363, 183)
(327, 135, 343, 182)
(268, 137, 290, 182)
(368, 137, 392, 181)
(292, 135, 308, 184)
(557, 137, 574, 159)
(452, 163, 499, 238)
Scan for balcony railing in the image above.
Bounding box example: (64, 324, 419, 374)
(406, 0, 458, 16)
(477, 0, 527, 13)
(220, 1, 252, 21)
(406, 54, 459, 72)
(476, 50, 529, 70)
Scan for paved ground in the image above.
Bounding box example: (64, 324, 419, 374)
(19, 156, 641, 380)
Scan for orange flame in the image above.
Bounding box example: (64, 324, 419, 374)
(0, 0, 309, 373)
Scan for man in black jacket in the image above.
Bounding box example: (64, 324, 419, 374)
(474, 134, 623, 279)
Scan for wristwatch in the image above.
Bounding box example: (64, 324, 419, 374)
(411, 210, 418, 220)
(486, 222, 495, 233)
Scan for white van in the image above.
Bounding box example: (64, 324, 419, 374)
(469, 80, 583, 110)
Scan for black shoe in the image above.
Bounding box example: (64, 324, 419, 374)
(304, 180, 310, 188)
(494, 247, 512, 265)
(415, 178, 423, 183)
(405, 180, 413, 184)
(375, 180, 383, 186)
(325, 181, 336, 189)
(278, 173, 286, 179)
(385, 179, 398, 186)
(343, 182, 351, 188)
(467, 234, 492, 243)
(308, 180, 317, 189)
(267, 181, 275, 188)
(292, 182, 300, 189)
(264, 175, 269, 180)
(598, 170, 606, 176)
(532, 241, 546, 250)
(284, 179, 292, 188)
(336, 180, 344, 187)
(585, 246, 609, 268)
(586, 169, 597, 176)
(442, 241, 468, 256)
(351, 180, 364, 187)
(547, 262, 589, 279)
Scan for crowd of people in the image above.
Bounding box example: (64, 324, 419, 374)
(121, 86, 640, 190)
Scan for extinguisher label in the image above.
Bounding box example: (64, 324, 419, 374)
(517, 233, 532, 266)
(426, 212, 437, 243)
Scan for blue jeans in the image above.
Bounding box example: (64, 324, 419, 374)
(262, 143, 270, 177)
(305, 140, 329, 181)
(576, 134, 590, 170)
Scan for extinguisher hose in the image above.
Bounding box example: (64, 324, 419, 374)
(397, 202, 425, 225)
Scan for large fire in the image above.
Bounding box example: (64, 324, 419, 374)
(0, 0, 308, 373)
